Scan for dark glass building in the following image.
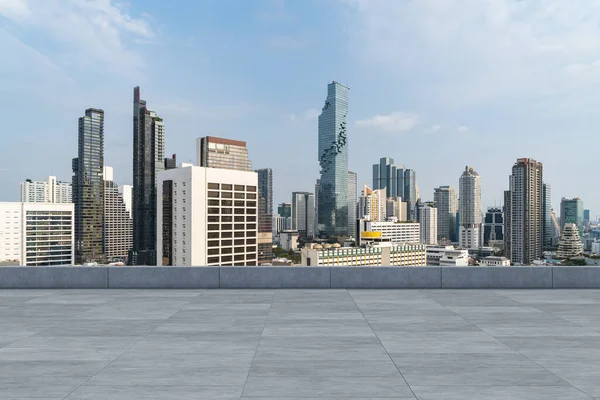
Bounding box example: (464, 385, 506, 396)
(131, 86, 165, 265)
(483, 207, 504, 245)
(72, 108, 105, 264)
(256, 168, 273, 215)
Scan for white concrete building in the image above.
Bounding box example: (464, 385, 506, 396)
(386, 197, 408, 222)
(301, 242, 426, 266)
(157, 165, 258, 266)
(480, 256, 511, 266)
(426, 245, 455, 265)
(279, 230, 299, 251)
(439, 249, 469, 266)
(359, 184, 386, 222)
(103, 167, 132, 261)
(20, 176, 72, 203)
(592, 240, 600, 255)
(459, 166, 482, 249)
(419, 205, 438, 245)
(357, 219, 420, 246)
(0, 202, 74, 266)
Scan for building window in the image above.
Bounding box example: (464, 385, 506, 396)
(221, 224, 232, 230)
(208, 183, 219, 190)
(235, 224, 245, 230)
(221, 192, 233, 199)
(234, 231, 245, 238)
(247, 193, 257, 199)
(208, 200, 220, 206)
(221, 239, 232, 246)
(208, 191, 220, 198)
(247, 186, 256, 192)
(208, 257, 219, 264)
(222, 184, 232, 190)
(221, 200, 233, 206)
(234, 193, 245, 199)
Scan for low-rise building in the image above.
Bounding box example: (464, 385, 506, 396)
(357, 219, 420, 246)
(301, 242, 426, 266)
(439, 249, 469, 266)
(480, 256, 511, 266)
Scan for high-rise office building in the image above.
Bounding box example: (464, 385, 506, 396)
(103, 167, 133, 261)
(0, 202, 74, 266)
(164, 154, 177, 170)
(560, 197, 584, 236)
(584, 209, 591, 223)
(503, 190, 511, 258)
(386, 197, 408, 222)
(419, 204, 438, 245)
(256, 168, 273, 215)
(458, 166, 482, 249)
(72, 108, 104, 264)
(197, 136, 252, 171)
(317, 81, 349, 237)
(373, 157, 405, 198)
(157, 165, 259, 266)
(542, 183, 554, 250)
(359, 184, 386, 222)
(291, 192, 316, 239)
(348, 171, 357, 237)
(507, 158, 543, 265)
(257, 197, 273, 264)
(20, 176, 72, 203)
(278, 202, 291, 219)
(132, 87, 165, 266)
(483, 207, 504, 245)
(434, 186, 458, 242)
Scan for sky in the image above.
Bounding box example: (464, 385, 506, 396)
(0, 0, 598, 217)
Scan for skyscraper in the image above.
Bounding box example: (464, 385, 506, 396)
(348, 171, 357, 237)
(560, 197, 584, 236)
(404, 169, 417, 219)
(103, 167, 133, 261)
(373, 157, 405, 198)
(483, 207, 504, 245)
(20, 176, 72, 203)
(132, 87, 165, 265)
(256, 168, 273, 215)
(458, 166, 482, 249)
(317, 81, 349, 237)
(542, 183, 554, 250)
(557, 223, 584, 259)
(584, 209, 591, 223)
(508, 158, 543, 265)
(197, 136, 251, 171)
(291, 192, 315, 239)
(419, 203, 438, 245)
(434, 186, 458, 242)
(72, 108, 104, 264)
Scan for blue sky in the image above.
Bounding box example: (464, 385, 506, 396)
(0, 0, 598, 217)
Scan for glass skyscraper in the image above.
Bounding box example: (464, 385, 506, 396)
(131, 86, 165, 266)
(317, 81, 349, 237)
(72, 108, 105, 264)
(560, 197, 584, 236)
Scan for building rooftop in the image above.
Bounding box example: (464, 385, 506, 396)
(1, 289, 599, 398)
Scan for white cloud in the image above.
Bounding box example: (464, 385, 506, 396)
(343, 0, 600, 105)
(356, 112, 418, 133)
(0, 0, 154, 76)
(430, 124, 441, 132)
(457, 125, 469, 132)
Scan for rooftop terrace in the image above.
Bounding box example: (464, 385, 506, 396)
(1, 289, 600, 399)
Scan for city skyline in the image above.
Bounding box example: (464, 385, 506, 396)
(1, 1, 599, 216)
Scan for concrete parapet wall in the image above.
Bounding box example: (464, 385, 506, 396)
(220, 266, 330, 288)
(0, 266, 600, 288)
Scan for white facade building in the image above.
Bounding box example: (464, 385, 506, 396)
(357, 219, 420, 246)
(592, 240, 600, 255)
(419, 205, 438, 245)
(301, 242, 426, 266)
(279, 230, 299, 251)
(103, 167, 133, 261)
(20, 176, 72, 203)
(480, 256, 511, 266)
(386, 197, 408, 222)
(157, 165, 258, 266)
(439, 249, 469, 266)
(359, 184, 386, 222)
(459, 166, 482, 249)
(0, 202, 74, 266)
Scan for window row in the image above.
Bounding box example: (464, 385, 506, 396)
(208, 191, 257, 200)
(207, 200, 257, 207)
(207, 231, 256, 239)
(207, 223, 257, 231)
(207, 253, 257, 264)
(207, 215, 256, 223)
(207, 183, 257, 192)
(207, 239, 256, 247)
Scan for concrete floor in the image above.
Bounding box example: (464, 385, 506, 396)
(1, 290, 600, 399)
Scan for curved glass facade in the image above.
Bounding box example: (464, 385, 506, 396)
(317, 82, 349, 237)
